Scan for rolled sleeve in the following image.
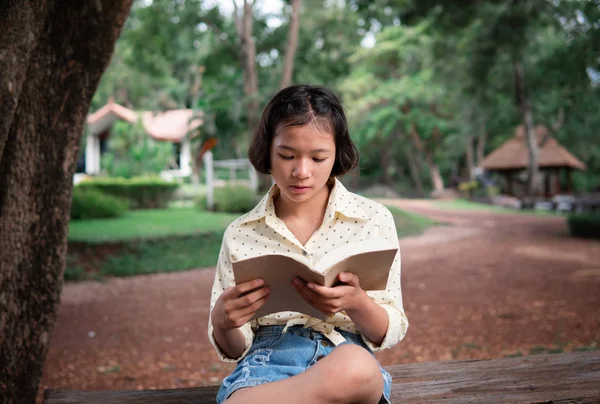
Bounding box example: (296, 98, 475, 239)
(207, 227, 255, 362)
(362, 206, 409, 351)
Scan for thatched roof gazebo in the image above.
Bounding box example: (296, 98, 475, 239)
(480, 125, 586, 197)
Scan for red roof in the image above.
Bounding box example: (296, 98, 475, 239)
(87, 101, 203, 142)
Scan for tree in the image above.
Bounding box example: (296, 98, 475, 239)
(0, 1, 132, 402)
(341, 23, 453, 193)
(280, 0, 302, 89)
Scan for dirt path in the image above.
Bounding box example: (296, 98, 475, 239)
(38, 201, 600, 400)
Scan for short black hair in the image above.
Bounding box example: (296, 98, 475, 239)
(248, 84, 359, 177)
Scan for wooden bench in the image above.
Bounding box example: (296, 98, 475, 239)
(43, 351, 600, 403)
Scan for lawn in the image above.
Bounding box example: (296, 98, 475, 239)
(388, 206, 437, 238)
(66, 205, 436, 280)
(68, 207, 238, 242)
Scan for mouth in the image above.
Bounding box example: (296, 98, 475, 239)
(289, 185, 311, 193)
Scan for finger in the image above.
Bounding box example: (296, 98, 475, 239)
(305, 281, 342, 298)
(232, 286, 270, 310)
(292, 279, 319, 305)
(294, 283, 336, 316)
(234, 278, 265, 296)
(233, 294, 270, 325)
(337, 272, 360, 288)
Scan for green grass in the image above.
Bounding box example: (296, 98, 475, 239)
(434, 199, 558, 216)
(387, 206, 437, 238)
(68, 207, 238, 242)
(66, 205, 435, 280)
(99, 233, 223, 277)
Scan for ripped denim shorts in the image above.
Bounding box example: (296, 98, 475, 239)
(216, 325, 392, 404)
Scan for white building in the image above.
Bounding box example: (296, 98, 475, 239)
(82, 100, 203, 180)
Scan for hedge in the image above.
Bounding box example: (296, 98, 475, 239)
(77, 176, 179, 209)
(567, 213, 600, 239)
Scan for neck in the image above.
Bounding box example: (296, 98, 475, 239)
(275, 183, 331, 220)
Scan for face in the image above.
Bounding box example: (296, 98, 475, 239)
(270, 123, 336, 205)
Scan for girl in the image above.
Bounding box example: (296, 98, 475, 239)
(208, 84, 409, 404)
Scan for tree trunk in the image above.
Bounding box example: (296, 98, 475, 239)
(426, 154, 445, 193)
(235, 0, 260, 132)
(465, 135, 475, 180)
(409, 123, 444, 193)
(280, 0, 302, 89)
(514, 61, 540, 197)
(404, 147, 424, 197)
(379, 131, 396, 186)
(189, 66, 205, 188)
(0, 2, 132, 403)
(476, 130, 487, 167)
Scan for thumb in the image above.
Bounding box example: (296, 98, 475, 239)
(338, 272, 360, 287)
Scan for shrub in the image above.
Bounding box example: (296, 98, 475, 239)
(196, 185, 260, 213)
(567, 213, 600, 239)
(78, 176, 179, 209)
(71, 187, 129, 220)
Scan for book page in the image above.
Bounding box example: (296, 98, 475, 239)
(314, 239, 397, 290)
(232, 254, 327, 320)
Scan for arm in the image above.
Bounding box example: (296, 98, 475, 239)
(208, 228, 270, 362)
(360, 205, 409, 351)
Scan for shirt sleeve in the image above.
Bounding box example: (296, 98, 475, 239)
(361, 205, 409, 351)
(207, 226, 255, 362)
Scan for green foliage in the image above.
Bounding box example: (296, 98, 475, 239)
(196, 185, 260, 214)
(70, 187, 129, 220)
(568, 213, 600, 240)
(77, 176, 179, 210)
(100, 120, 174, 178)
(90, 0, 600, 192)
(68, 207, 236, 242)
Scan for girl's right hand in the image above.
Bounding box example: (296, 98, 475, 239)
(211, 279, 270, 331)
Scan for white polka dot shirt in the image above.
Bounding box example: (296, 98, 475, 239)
(208, 178, 409, 362)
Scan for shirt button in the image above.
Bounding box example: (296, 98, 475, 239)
(302, 250, 308, 257)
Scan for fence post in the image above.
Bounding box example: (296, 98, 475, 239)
(203, 151, 214, 210)
(249, 163, 258, 193)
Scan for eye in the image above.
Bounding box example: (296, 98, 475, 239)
(279, 154, 293, 160)
(313, 158, 326, 163)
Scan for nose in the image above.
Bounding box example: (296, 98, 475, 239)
(292, 158, 311, 179)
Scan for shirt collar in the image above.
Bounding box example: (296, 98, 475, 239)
(239, 178, 368, 226)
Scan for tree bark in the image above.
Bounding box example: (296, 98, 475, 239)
(404, 147, 424, 197)
(279, 0, 302, 89)
(476, 130, 487, 167)
(189, 66, 205, 188)
(514, 61, 540, 197)
(465, 135, 475, 180)
(409, 123, 445, 192)
(426, 154, 445, 193)
(234, 0, 260, 132)
(0, 1, 132, 403)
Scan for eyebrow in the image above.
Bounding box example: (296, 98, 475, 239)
(277, 145, 331, 153)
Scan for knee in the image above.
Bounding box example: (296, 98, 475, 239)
(330, 345, 383, 400)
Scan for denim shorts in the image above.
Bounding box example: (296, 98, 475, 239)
(216, 325, 392, 403)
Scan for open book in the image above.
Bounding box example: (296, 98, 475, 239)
(232, 239, 398, 320)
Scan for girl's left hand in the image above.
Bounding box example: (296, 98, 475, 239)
(291, 272, 367, 317)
